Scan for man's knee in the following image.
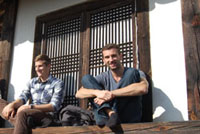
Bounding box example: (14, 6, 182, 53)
(81, 74, 103, 90)
(81, 74, 93, 85)
(17, 109, 28, 119)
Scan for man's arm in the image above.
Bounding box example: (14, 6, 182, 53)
(75, 87, 114, 100)
(75, 87, 99, 98)
(111, 77, 149, 97)
(92, 78, 149, 106)
(30, 104, 54, 112)
(49, 80, 64, 112)
(17, 103, 54, 114)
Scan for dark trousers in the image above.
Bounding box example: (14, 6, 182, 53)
(81, 68, 142, 124)
(0, 99, 52, 134)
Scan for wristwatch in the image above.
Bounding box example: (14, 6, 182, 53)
(30, 104, 34, 109)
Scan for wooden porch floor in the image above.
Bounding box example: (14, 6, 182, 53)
(0, 120, 200, 134)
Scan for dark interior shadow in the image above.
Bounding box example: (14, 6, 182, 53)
(0, 79, 6, 99)
(153, 86, 184, 121)
(0, 79, 15, 128)
(141, 73, 153, 122)
(0, 79, 6, 128)
(0, 79, 15, 101)
(61, 73, 79, 107)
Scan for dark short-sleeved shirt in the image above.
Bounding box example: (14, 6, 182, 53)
(94, 67, 144, 123)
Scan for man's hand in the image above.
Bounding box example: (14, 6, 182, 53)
(94, 90, 115, 105)
(96, 90, 114, 100)
(94, 98, 106, 105)
(2, 103, 16, 120)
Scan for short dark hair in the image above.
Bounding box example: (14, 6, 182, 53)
(34, 54, 51, 65)
(102, 44, 121, 54)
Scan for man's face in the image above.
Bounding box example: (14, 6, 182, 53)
(35, 60, 51, 78)
(102, 48, 122, 70)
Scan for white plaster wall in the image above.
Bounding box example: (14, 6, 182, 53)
(149, 0, 188, 121)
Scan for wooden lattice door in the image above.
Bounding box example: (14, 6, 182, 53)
(33, 0, 152, 122)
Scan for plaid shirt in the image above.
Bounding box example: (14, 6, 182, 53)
(18, 75, 64, 112)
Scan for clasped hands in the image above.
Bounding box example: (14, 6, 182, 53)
(94, 90, 114, 105)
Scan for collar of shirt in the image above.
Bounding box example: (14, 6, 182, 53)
(35, 75, 53, 84)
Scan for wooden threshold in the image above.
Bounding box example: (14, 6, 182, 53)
(0, 120, 200, 134)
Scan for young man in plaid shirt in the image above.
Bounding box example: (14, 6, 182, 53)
(0, 54, 64, 134)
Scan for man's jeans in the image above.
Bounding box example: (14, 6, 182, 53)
(81, 68, 142, 124)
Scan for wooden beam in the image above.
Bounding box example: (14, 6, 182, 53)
(1, 121, 200, 134)
(181, 0, 200, 120)
(37, 0, 133, 22)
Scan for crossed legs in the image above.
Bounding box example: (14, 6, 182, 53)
(81, 75, 120, 127)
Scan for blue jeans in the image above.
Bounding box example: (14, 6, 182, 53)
(81, 68, 142, 124)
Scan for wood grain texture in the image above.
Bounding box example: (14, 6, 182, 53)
(0, 0, 18, 99)
(181, 0, 200, 120)
(136, 0, 152, 122)
(1, 121, 200, 134)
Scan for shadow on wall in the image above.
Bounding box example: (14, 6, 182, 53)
(7, 83, 15, 102)
(149, 0, 177, 11)
(153, 87, 184, 122)
(5, 83, 15, 128)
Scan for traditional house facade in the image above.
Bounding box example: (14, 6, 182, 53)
(0, 0, 199, 129)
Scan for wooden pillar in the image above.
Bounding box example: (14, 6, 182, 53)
(79, 12, 91, 109)
(0, 0, 18, 100)
(136, 0, 152, 122)
(181, 0, 200, 120)
(0, 0, 18, 128)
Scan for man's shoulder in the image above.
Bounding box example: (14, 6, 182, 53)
(96, 70, 110, 77)
(125, 67, 136, 70)
(30, 77, 38, 83)
(49, 75, 63, 84)
(124, 67, 146, 78)
(94, 70, 111, 83)
(124, 67, 139, 72)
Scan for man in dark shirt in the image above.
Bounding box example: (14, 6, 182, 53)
(76, 44, 149, 127)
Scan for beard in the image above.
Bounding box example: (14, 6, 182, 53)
(107, 61, 122, 71)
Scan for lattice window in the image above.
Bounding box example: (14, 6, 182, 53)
(34, 0, 151, 122)
(41, 18, 81, 106)
(89, 4, 134, 76)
